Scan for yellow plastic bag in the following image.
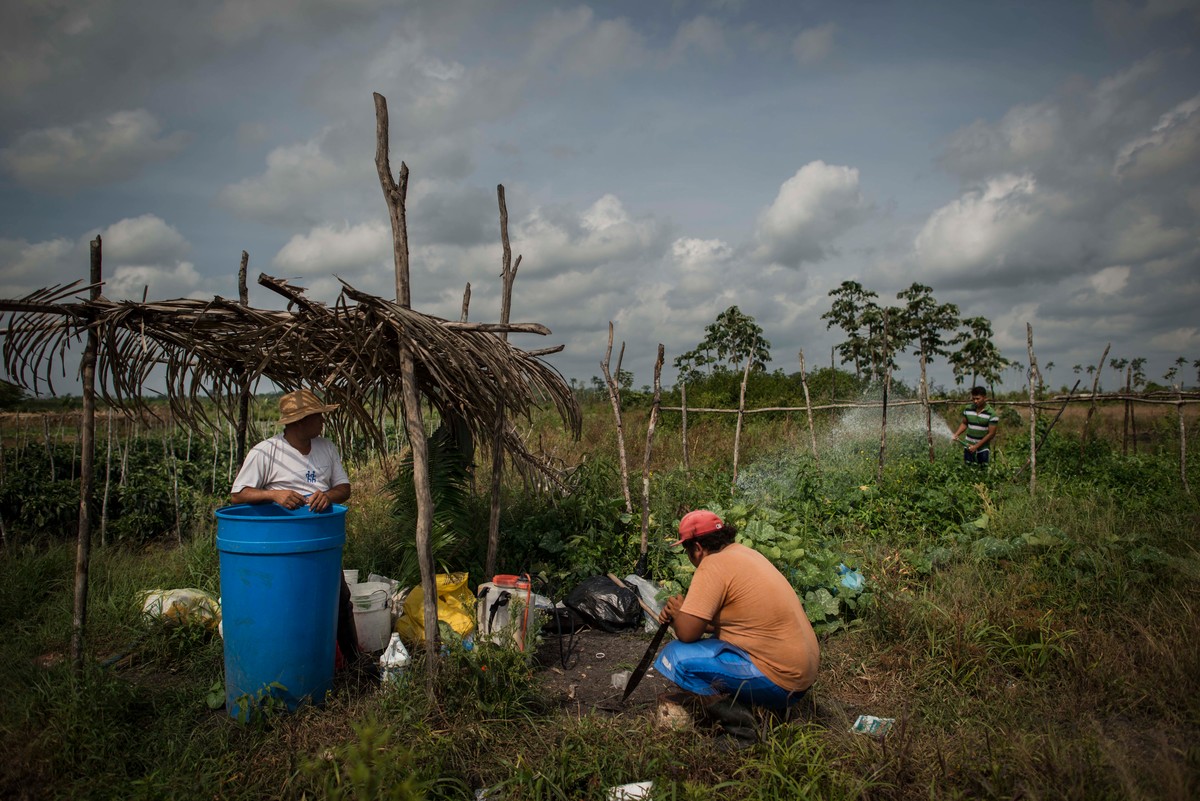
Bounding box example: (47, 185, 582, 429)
(140, 588, 221, 630)
(394, 572, 475, 645)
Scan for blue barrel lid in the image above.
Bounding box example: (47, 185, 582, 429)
(216, 503, 347, 554)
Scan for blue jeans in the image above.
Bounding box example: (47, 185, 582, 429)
(654, 638, 806, 710)
(964, 447, 989, 465)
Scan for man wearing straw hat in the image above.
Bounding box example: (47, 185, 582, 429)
(231, 389, 359, 661)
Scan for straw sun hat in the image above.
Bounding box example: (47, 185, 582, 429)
(278, 389, 339, 425)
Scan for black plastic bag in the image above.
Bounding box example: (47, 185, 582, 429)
(564, 576, 641, 632)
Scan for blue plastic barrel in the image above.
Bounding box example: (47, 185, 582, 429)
(215, 503, 347, 719)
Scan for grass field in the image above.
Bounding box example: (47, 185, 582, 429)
(1, 395, 1198, 799)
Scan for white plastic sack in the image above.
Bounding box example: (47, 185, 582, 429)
(140, 588, 221, 630)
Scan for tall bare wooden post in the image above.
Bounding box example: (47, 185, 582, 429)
(921, 350, 934, 463)
(1122, 365, 1132, 456)
(601, 324, 633, 514)
(732, 357, 753, 489)
(235, 251, 252, 464)
(1026, 323, 1039, 494)
(1176, 382, 1191, 496)
(71, 236, 102, 673)
(1080, 343, 1110, 456)
(799, 350, 819, 463)
(680, 378, 690, 474)
(639, 345, 664, 558)
(486, 186, 519, 580)
(374, 92, 438, 679)
(875, 310, 891, 485)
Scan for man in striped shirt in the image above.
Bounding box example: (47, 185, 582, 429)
(951, 386, 998, 465)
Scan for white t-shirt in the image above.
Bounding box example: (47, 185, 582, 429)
(231, 434, 350, 496)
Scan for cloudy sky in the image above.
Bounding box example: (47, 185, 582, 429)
(2, 0, 1198, 397)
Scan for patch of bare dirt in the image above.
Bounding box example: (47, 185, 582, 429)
(534, 627, 673, 715)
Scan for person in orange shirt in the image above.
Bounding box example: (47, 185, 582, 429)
(655, 510, 820, 738)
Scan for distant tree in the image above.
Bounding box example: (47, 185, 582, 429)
(895, 283, 958, 366)
(617, 368, 634, 392)
(948, 316, 1008, 391)
(822, 281, 879, 379)
(1131, 357, 1148, 390)
(1072, 364, 1082, 375)
(678, 305, 771, 377)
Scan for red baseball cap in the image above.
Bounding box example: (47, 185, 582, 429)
(672, 510, 725, 546)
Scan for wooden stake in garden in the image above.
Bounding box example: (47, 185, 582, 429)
(601, 323, 634, 515)
(731, 356, 753, 489)
(920, 350, 934, 463)
(680, 377, 690, 474)
(639, 345, 664, 560)
(1080, 342, 1110, 456)
(798, 350, 819, 464)
(486, 185, 520, 580)
(1122, 364, 1132, 457)
(101, 411, 112, 547)
(235, 250, 252, 465)
(1175, 381, 1191, 496)
(71, 235, 101, 674)
(1026, 323, 1039, 494)
(876, 310, 892, 485)
(374, 91, 438, 677)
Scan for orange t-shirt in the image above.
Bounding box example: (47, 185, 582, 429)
(679, 542, 820, 691)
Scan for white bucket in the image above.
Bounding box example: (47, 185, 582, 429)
(350, 581, 391, 652)
(343, 569, 360, 585)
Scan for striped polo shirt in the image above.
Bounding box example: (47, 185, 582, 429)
(962, 404, 999, 448)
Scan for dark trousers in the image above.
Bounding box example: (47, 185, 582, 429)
(337, 576, 360, 660)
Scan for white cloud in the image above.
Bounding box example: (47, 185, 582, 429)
(0, 236, 76, 296)
(1087, 265, 1131, 295)
(753, 161, 868, 266)
(211, 0, 387, 43)
(1149, 326, 1200, 353)
(101, 214, 190, 265)
(1113, 93, 1200, 181)
(0, 109, 188, 191)
(791, 23, 835, 65)
(107, 261, 204, 300)
(272, 221, 392, 276)
(669, 16, 730, 62)
(514, 194, 667, 273)
(217, 137, 345, 224)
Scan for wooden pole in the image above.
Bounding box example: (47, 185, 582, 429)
(1026, 323, 1038, 494)
(1177, 382, 1191, 496)
(600, 324, 633, 514)
(1122, 365, 1131, 457)
(732, 356, 753, 489)
(100, 411, 113, 547)
(70, 235, 101, 673)
(1080, 343, 1110, 457)
(680, 378, 690, 474)
(875, 311, 891, 485)
(375, 92, 438, 678)
(639, 345, 664, 558)
(235, 250, 252, 465)
(799, 350, 819, 463)
(921, 349, 934, 463)
(486, 186, 519, 580)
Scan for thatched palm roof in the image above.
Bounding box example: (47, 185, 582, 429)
(1, 274, 580, 463)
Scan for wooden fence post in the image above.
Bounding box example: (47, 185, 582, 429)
(732, 357, 753, 489)
(71, 235, 102, 674)
(374, 92, 438, 680)
(1081, 343, 1111, 456)
(680, 378, 690, 474)
(1026, 323, 1039, 494)
(486, 186, 519, 580)
(601, 323, 634, 514)
(921, 350, 934, 463)
(799, 350, 819, 463)
(640, 345, 664, 560)
(1176, 382, 1191, 496)
(875, 311, 891, 485)
(235, 250, 252, 466)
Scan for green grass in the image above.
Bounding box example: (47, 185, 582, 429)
(1, 402, 1198, 799)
